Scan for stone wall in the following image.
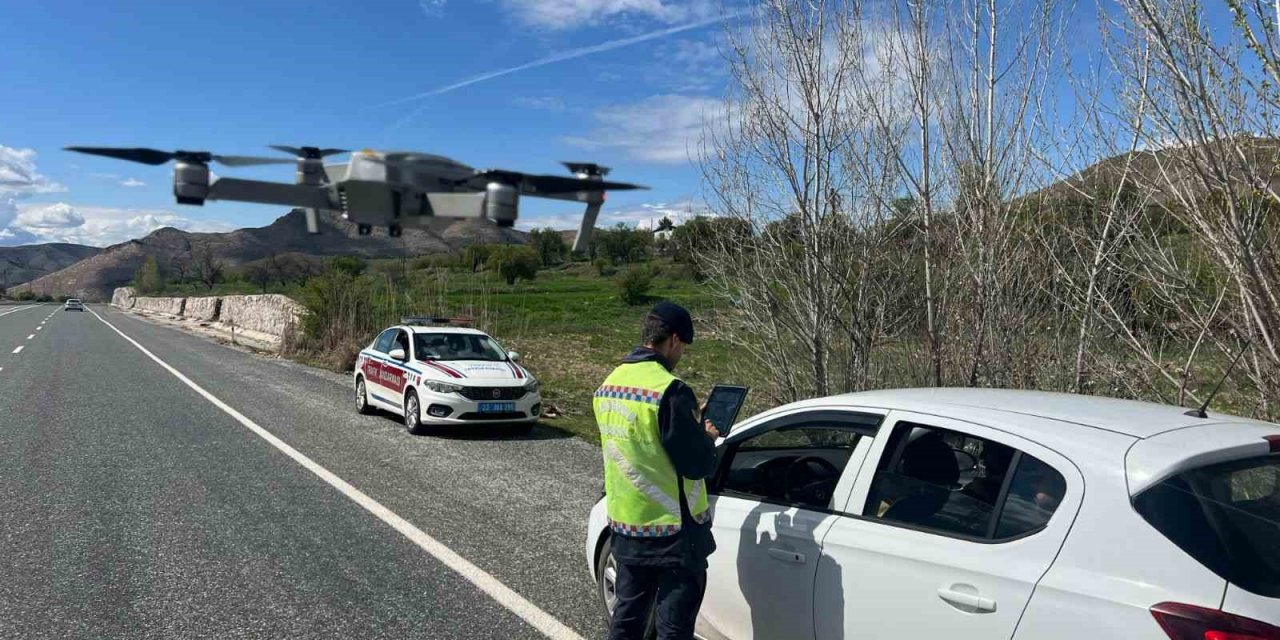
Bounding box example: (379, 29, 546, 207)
(219, 294, 304, 337)
(132, 296, 186, 316)
(111, 287, 136, 309)
(184, 296, 221, 322)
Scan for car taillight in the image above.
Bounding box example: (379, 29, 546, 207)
(1265, 434, 1280, 453)
(1151, 602, 1280, 639)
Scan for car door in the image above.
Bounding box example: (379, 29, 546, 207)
(364, 329, 400, 408)
(697, 409, 884, 640)
(814, 410, 1082, 640)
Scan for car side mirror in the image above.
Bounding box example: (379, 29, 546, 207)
(389, 348, 407, 362)
(507, 351, 521, 362)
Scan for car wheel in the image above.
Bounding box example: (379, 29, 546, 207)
(404, 390, 426, 435)
(355, 377, 374, 415)
(595, 535, 656, 639)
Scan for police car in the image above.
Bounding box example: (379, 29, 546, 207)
(353, 317, 541, 434)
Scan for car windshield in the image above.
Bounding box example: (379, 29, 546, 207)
(413, 333, 507, 362)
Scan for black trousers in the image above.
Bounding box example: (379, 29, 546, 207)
(608, 562, 707, 640)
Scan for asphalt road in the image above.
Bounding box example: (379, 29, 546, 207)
(0, 303, 608, 639)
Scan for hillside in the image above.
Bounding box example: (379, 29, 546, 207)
(0, 243, 102, 289)
(8, 209, 525, 300)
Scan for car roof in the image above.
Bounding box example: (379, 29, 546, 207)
(396, 325, 488, 336)
(770, 387, 1255, 439)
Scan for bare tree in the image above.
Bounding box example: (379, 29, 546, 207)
(194, 247, 225, 291)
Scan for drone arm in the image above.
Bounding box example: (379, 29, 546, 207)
(572, 201, 603, 254)
(206, 178, 333, 210)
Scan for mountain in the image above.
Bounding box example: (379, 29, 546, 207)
(0, 243, 102, 289)
(8, 209, 525, 300)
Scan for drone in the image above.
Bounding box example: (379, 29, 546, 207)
(64, 145, 647, 252)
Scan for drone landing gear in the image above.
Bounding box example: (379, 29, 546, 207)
(357, 224, 372, 236)
(388, 224, 402, 238)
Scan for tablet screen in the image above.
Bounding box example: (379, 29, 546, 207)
(702, 385, 749, 436)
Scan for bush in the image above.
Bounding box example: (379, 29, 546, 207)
(594, 257, 617, 277)
(591, 224, 653, 264)
(329, 255, 367, 277)
(528, 228, 569, 266)
(486, 246, 540, 285)
(618, 266, 654, 305)
(462, 245, 493, 272)
(133, 255, 164, 294)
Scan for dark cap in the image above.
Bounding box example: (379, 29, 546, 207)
(649, 300, 694, 344)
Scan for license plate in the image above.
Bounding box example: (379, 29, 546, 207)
(478, 402, 516, 413)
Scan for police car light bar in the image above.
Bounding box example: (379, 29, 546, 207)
(401, 316, 475, 327)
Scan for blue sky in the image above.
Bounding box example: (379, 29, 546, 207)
(0, 0, 739, 246)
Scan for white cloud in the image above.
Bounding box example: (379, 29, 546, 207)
(514, 95, 567, 111)
(564, 94, 725, 163)
(419, 0, 447, 16)
(16, 203, 85, 229)
(5, 204, 235, 247)
(500, 0, 719, 29)
(119, 177, 146, 187)
(518, 199, 711, 230)
(0, 146, 65, 196)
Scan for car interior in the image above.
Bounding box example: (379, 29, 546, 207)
(718, 426, 863, 510)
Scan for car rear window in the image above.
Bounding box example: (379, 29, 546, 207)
(1134, 455, 1280, 597)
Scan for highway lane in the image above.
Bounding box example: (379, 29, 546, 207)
(0, 304, 596, 639)
(90, 305, 609, 637)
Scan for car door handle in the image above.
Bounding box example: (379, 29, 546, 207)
(767, 548, 806, 564)
(937, 586, 996, 613)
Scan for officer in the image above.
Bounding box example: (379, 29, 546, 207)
(593, 300, 719, 640)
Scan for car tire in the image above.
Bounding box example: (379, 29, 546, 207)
(355, 376, 374, 415)
(404, 390, 426, 435)
(595, 535, 657, 639)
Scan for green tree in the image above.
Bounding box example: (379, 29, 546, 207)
(133, 255, 164, 294)
(486, 246, 540, 285)
(527, 228, 568, 266)
(462, 244, 493, 272)
(329, 255, 367, 277)
(617, 265, 654, 305)
(591, 224, 653, 264)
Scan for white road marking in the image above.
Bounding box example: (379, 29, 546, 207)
(36, 326, 43, 331)
(11, 346, 23, 354)
(87, 308, 584, 640)
(26, 334, 34, 340)
(0, 305, 36, 318)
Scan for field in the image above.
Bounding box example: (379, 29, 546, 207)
(385, 259, 755, 443)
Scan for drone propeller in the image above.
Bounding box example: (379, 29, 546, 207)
(65, 146, 290, 167)
(269, 145, 349, 159)
(562, 162, 612, 177)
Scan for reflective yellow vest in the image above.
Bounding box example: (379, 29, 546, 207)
(594, 360, 710, 537)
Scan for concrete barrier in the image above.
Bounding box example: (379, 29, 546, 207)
(184, 296, 221, 322)
(133, 296, 186, 316)
(111, 287, 136, 309)
(220, 294, 303, 337)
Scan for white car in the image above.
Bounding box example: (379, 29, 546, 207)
(352, 318, 541, 433)
(585, 388, 1280, 639)
(63, 299, 84, 311)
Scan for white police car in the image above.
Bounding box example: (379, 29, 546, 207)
(353, 317, 542, 434)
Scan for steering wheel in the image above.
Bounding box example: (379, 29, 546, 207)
(783, 456, 842, 506)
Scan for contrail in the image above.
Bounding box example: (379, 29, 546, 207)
(378, 10, 744, 108)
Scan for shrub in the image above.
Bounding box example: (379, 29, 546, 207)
(462, 244, 493, 272)
(329, 255, 367, 277)
(594, 257, 617, 277)
(618, 266, 654, 305)
(133, 255, 164, 294)
(528, 228, 569, 266)
(486, 246, 540, 285)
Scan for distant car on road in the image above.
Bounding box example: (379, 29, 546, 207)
(63, 299, 84, 311)
(353, 317, 541, 434)
(585, 388, 1280, 639)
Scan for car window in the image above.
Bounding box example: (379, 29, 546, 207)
(391, 330, 410, 355)
(995, 454, 1066, 538)
(717, 424, 864, 511)
(863, 421, 1065, 540)
(1134, 455, 1280, 597)
(413, 332, 507, 361)
(373, 329, 397, 353)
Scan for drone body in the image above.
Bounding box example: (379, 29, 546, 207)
(65, 145, 644, 252)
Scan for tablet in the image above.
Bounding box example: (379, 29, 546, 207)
(701, 385, 750, 437)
